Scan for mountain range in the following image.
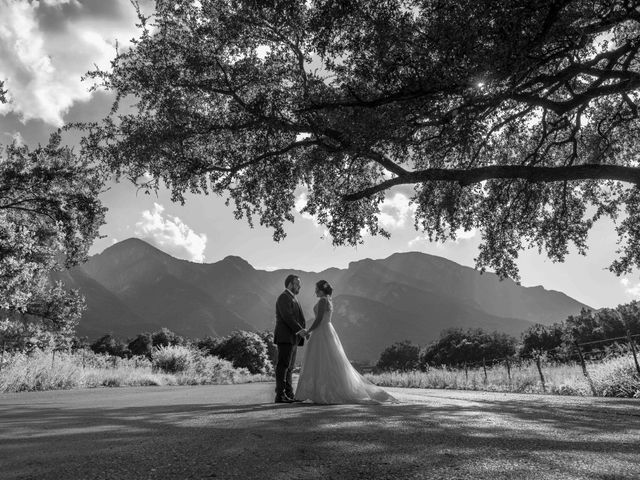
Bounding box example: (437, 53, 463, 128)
(54, 238, 590, 361)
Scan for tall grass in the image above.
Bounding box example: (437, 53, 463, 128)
(0, 347, 272, 393)
(365, 353, 640, 397)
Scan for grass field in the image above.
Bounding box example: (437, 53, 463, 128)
(0, 348, 271, 393)
(2, 348, 639, 397)
(365, 353, 640, 397)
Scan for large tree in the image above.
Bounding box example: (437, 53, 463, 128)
(0, 132, 106, 340)
(82, 0, 640, 279)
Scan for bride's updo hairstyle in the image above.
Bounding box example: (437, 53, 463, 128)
(316, 280, 333, 296)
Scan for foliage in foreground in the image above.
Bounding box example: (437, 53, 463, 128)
(82, 0, 640, 280)
(0, 347, 271, 393)
(0, 133, 106, 336)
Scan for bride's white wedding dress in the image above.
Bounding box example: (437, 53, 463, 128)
(295, 297, 397, 404)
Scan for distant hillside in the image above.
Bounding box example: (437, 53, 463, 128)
(57, 238, 590, 361)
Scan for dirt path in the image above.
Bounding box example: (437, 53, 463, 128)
(1, 384, 639, 479)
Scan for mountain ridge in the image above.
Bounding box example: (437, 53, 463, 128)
(61, 238, 591, 361)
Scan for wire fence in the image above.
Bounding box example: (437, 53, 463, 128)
(421, 331, 640, 395)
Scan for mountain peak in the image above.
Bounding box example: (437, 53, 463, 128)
(218, 255, 254, 271)
(96, 237, 172, 262)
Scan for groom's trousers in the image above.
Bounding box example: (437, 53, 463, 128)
(275, 342, 297, 397)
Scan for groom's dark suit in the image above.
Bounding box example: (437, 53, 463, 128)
(274, 290, 306, 399)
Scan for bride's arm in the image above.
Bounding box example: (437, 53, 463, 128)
(307, 298, 328, 334)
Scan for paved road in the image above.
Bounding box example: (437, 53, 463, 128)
(1, 384, 639, 480)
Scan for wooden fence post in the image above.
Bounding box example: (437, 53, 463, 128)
(627, 330, 640, 375)
(505, 357, 512, 384)
(82, 349, 86, 370)
(534, 356, 546, 393)
(482, 357, 488, 384)
(464, 362, 468, 381)
(0, 339, 5, 373)
(574, 341, 597, 396)
(51, 349, 56, 369)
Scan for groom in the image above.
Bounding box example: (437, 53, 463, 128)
(274, 274, 307, 403)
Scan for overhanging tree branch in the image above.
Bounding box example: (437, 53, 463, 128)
(343, 164, 640, 201)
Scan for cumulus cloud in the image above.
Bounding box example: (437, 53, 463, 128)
(135, 203, 207, 262)
(294, 191, 316, 223)
(621, 278, 640, 297)
(296, 190, 420, 239)
(0, 0, 150, 126)
(1, 130, 24, 145)
(295, 190, 330, 237)
(378, 192, 416, 229)
(408, 227, 478, 248)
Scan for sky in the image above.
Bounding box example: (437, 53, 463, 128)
(0, 0, 638, 309)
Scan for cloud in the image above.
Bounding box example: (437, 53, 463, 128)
(408, 227, 478, 248)
(621, 278, 640, 297)
(1, 130, 23, 145)
(378, 193, 416, 229)
(294, 191, 316, 223)
(296, 190, 419, 239)
(456, 228, 478, 240)
(0, 0, 150, 126)
(135, 203, 207, 262)
(295, 190, 329, 237)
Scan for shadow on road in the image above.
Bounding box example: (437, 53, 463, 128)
(1, 386, 639, 480)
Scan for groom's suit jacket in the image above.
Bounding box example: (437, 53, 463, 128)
(275, 290, 306, 346)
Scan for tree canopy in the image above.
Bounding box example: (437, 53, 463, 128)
(82, 0, 640, 279)
(376, 340, 421, 371)
(0, 133, 106, 337)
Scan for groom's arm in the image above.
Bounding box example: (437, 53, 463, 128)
(276, 294, 305, 334)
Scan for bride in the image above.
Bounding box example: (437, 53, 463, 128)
(295, 280, 397, 404)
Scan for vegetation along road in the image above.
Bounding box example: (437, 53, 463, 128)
(1, 384, 639, 480)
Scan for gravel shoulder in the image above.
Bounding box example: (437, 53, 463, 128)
(1, 384, 639, 480)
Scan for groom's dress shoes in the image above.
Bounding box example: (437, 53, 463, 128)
(275, 395, 295, 404)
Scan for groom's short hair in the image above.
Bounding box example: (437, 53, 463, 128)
(284, 274, 299, 288)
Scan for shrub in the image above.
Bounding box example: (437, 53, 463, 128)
(589, 355, 640, 397)
(187, 354, 250, 384)
(257, 330, 277, 367)
(152, 345, 193, 373)
(210, 330, 273, 374)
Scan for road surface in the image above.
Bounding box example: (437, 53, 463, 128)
(1, 384, 639, 479)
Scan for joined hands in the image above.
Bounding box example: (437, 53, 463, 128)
(298, 329, 311, 340)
